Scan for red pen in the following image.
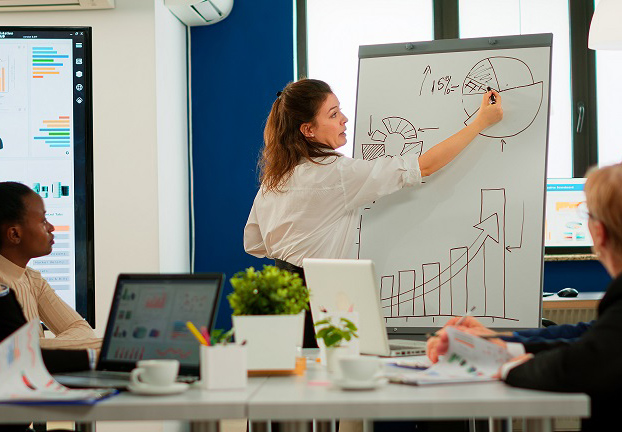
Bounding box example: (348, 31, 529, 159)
(200, 326, 211, 346)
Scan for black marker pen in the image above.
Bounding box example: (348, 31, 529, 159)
(487, 86, 496, 104)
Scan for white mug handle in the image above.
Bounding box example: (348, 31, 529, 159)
(130, 368, 146, 387)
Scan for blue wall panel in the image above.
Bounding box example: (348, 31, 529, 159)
(544, 260, 610, 293)
(190, 1, 294, 329)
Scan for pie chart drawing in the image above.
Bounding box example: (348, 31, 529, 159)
(462, 57, 543, 138)
(362, 116, 423, 161)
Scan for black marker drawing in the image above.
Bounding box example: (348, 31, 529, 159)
(359, 188, 524, 323)
(361, 116, 433, 161)
(462, 56, 543, 139)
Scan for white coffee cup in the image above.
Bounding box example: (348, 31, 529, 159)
(130, 359, 179, 388)
(338, 355, 383, 382)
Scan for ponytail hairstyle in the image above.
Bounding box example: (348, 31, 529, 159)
(0, 182, 34, 249)
(260, 78, 340, 193)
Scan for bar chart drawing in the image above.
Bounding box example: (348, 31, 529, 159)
(367, 188, 520, 324)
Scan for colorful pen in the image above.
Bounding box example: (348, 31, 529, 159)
(186, 321, 208, 345)
(200, 325, 211, 346)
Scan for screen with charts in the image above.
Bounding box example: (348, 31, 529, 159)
(545, 178, 593, 250)
(0, 27, 93, 323)
(102, 279, 220, 368)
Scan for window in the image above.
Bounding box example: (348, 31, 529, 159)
(305, 0, 433, 157)
(459, 0, 572, 178)
(303, 0, 609, 176)
(594, 0, 622, 167)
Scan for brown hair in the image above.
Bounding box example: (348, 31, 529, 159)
(260, 79, 340, 193)
(585, 162, 622, 254)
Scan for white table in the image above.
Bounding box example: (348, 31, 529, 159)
(0, 378, 267, 429)
(247, 364, 589, 432)
(0, 366, 589, 432)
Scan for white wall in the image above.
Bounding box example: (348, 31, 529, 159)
(1, 2, 190, 431)
(155, 0, 191, 273)
(0, 0, 190, 333)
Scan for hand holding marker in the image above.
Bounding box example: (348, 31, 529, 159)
(487, 86, 496, 104)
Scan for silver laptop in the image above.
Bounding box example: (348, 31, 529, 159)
(303, 258, 426, 357)
(54, 273, 224, 388)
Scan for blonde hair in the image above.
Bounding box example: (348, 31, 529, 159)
(585, 162, 622, 254)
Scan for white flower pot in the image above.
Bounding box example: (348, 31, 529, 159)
(232, 312, 304, 371)
(325, 345, 349, 377)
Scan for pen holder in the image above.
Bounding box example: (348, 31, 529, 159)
(199, 344, 248, 390)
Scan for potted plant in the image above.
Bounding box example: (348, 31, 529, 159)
(229, 265, 309, 370)
(314, 315, 358, 374)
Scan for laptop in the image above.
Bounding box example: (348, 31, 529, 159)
(54, 273, 224, 388)
(303, 258, 426, 357)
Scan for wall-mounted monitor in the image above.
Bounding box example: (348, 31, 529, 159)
(544, 178, 593, 255)
(0, 26, 94, 326)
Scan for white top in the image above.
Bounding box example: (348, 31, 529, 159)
(244, 154, 422, 267)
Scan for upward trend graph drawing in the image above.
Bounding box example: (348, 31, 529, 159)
(360, 188, 522, 323)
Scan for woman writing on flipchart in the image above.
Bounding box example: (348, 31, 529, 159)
(244, 78, 503, 347)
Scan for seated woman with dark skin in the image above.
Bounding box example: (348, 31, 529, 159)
(427, 162, 622, 432)
(0, 182, 100, 432)
(0, 181, 101, 350)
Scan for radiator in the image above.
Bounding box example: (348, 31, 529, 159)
(542, 307, 597, 325)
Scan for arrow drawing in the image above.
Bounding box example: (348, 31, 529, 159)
(506, 202, 524, 253)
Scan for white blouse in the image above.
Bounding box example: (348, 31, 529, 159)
(244, 154, 422, 267)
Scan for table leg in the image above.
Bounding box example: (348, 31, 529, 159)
(524, 418, 553, 432)
(190, 421, 221, 432)
(313, 420, 333, 432)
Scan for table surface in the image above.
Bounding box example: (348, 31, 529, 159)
(247, 363, 589, 421)
(0, 361, 590, 424)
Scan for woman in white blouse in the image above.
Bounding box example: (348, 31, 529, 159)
(244, 78, 503, 347)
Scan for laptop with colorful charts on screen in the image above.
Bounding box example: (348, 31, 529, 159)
(54, 273, 223, 388)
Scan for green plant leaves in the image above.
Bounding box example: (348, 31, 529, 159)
(228, 265, 310, 316)
(314, 316, 358, 347)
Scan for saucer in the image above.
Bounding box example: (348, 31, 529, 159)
(127, 382, 189, 396)
(333, 377, 388, 391)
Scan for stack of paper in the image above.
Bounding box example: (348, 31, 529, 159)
(0, 322, 116, 404)
(388, 327, 511, 385)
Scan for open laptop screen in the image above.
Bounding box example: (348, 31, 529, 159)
(545, 178, 593, 254)
(99, 274, 222, 375)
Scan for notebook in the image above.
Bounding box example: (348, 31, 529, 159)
(54, 273, 223, 388)
(303, 259, 426, 357)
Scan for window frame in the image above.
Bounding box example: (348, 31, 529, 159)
(297, 0, 599, 255)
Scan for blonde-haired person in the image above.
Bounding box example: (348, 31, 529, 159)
(244, 78, 502, 347)
(428, 162, 622, 432)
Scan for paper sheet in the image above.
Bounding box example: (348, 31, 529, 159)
(388, 327, 511, 385)
(0, 322, 115, 403)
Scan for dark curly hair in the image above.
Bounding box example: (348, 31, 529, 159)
(0, 182, 35, 248)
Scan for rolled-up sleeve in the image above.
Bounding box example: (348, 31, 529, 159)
(339, 153, 422, 211)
